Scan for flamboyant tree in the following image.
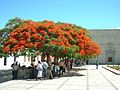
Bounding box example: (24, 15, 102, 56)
(2, 17, 101, 63)
(0, 29, 6, 57)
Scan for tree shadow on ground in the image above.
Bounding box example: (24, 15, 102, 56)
(61, 68, 86, 77)
(72, 68, 87, 71)
(61, 72, 85, 77)
(0, 69, 12, 83)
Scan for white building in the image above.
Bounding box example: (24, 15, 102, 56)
(89, 29, 120, 65)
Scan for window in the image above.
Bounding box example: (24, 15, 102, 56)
(108, 57, 112, 62)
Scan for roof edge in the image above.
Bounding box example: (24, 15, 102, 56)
(88, 29, 120, 31)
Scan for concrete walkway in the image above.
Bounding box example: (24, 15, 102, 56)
(0, 65, 120, 90)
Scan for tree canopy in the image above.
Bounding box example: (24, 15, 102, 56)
(1, 17, 101, 61)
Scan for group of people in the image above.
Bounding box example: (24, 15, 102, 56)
(36, 60, 49, 80)
(11, 59, 71, 80)
(11, 60, 49, 80)
(33, 60, 67, 80)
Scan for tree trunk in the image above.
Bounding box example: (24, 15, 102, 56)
(28, 56, 30, 61)
(24, 56, 26, 62)
(37, 55, 39, 61)
(56, 56, 59, 63)
(54, 56, 57, 63)
(54, 56, 58, 63)
(67, 61, 70, 73)
(14, 55, 16, 62)
(4, 57, 7, 66)
(46, 53, 50, 65)
(41, 52, 45, 62)
(31, 56, 34, 62)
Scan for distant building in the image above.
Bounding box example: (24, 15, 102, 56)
(89, 29, 120, 65)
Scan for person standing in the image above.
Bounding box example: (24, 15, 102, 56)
(59, 60, 64, 76)
(36, 61, 43, 80)
(30, 60, 35, 79)
(11, 61, 19, 80)
(51, 62, 55, 78)
(96, 60, 99, 69)
(42, 60, 49, 80)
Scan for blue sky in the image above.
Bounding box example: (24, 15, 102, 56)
(0, 0, 120, 29)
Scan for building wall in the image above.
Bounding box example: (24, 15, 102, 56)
(89, 29, 120, 64)
(0, 56, 42, 69)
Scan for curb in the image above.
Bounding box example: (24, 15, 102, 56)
(102, 66, 120, 75)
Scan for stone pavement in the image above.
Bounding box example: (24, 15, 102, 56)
(0, 65, 120, 90)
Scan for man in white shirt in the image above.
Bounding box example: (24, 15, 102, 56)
(36, 61, 43, 80)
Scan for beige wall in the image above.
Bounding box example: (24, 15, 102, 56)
(89, 29, 120, 64)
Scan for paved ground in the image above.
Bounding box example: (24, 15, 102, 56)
(0, 65, 120, 90)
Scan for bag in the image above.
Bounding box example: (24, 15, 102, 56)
(42, 64, 47, 70)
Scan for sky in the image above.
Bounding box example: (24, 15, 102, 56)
(0, 0, 120, 29)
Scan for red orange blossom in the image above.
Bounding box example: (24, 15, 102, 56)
(2, 20, 101, 58)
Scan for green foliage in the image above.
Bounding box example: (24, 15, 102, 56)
(5, 17, 23, 30)
(3, 17, 24, 38)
